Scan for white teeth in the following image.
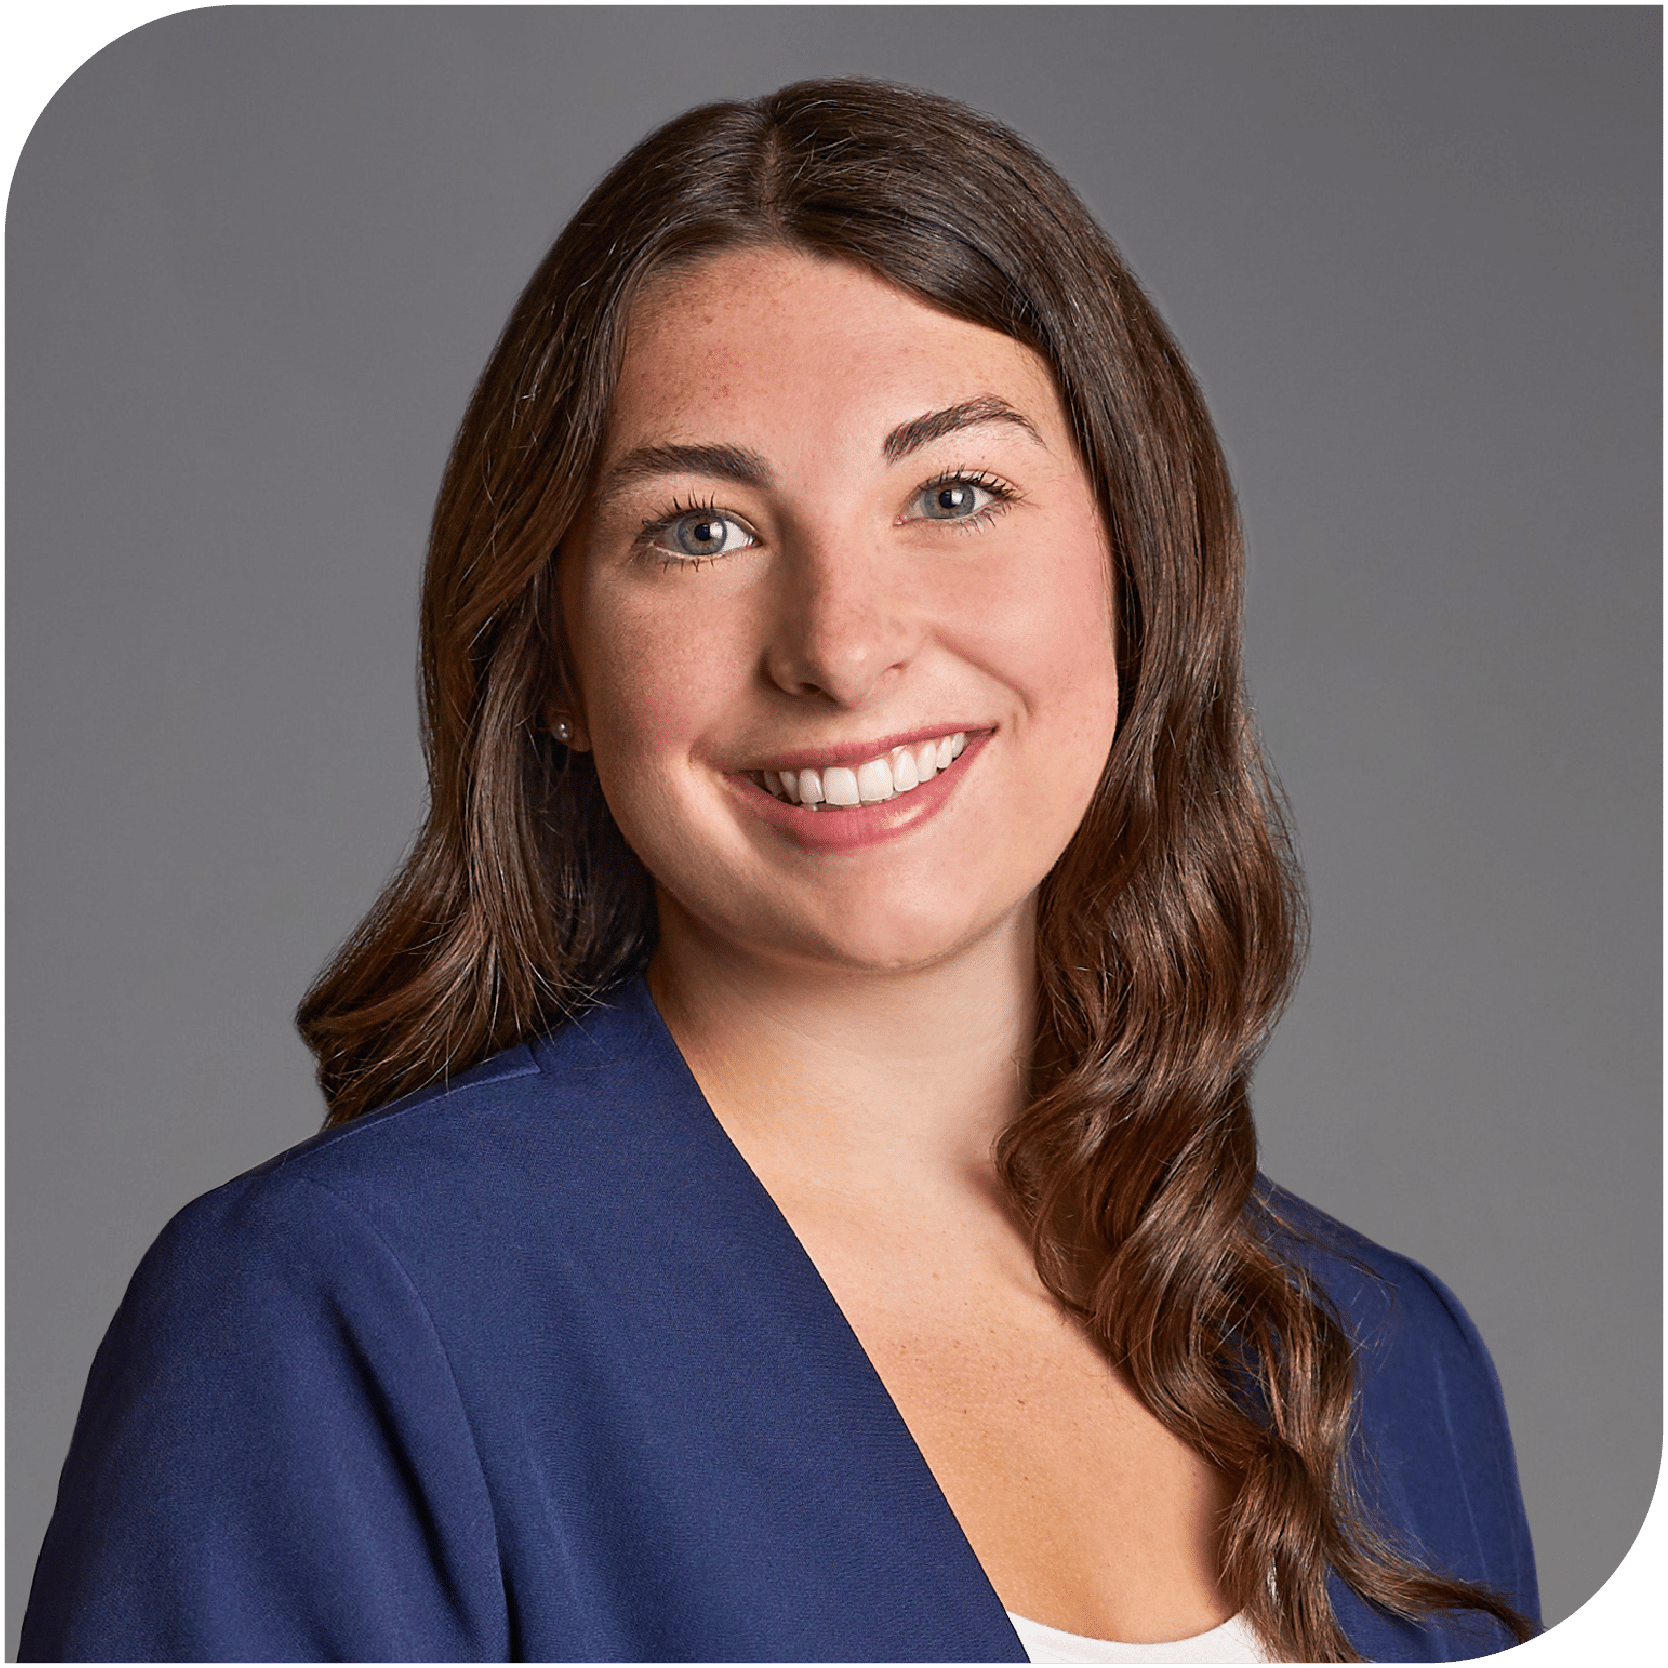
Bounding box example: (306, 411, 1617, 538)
(822, 765, 861, 807)
(757, 732, 971, 808)
(856, 758, 894, 803)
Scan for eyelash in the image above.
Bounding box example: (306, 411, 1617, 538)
(633, 469, 1020, 569)
(915, 469, 1019, 532)
(635, 496, 747, 571)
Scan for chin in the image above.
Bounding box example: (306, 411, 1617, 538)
(746, 891, 1023, 978)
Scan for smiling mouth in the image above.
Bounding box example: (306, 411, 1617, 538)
(744, 732, 968, 811)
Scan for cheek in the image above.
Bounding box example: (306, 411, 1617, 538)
(972, 525, 1119, 735)
(977, 533, 1120, 862)
(566, 574, 749, 779)
(570, 627, 717, 873)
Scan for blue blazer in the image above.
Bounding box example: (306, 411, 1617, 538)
(22, 981, 1538, 1662)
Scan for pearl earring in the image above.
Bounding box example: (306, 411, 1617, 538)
(552, 718, 572, 743)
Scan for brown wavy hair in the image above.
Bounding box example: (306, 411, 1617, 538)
(298, 79, 1532, 1660)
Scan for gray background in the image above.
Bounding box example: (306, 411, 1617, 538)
(7, 5, 1659, 1653)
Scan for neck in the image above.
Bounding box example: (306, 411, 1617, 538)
(646, 891, 1036, 1204)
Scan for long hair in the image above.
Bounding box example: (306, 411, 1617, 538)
(298, 79, 1531, 1660)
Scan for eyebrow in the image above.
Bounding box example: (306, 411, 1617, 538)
(882, 394, 1044, 462)
(594, 394, 1045, 510)
(594, 442, 772, 512)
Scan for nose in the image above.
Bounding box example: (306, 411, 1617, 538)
(761, 521, 925, 706)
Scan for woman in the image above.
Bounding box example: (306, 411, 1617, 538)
(22, 80, 1538, 1663)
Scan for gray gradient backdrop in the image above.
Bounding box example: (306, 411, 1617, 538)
(7, 5, 1660, 1653)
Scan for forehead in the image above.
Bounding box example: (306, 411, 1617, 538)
(608, 247, 1066, 445)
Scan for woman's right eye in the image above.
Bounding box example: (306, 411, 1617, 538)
(646, 509, 757, 561)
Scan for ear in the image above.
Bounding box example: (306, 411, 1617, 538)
(542, 541, 596, 752)
(544, 704, 592, 751)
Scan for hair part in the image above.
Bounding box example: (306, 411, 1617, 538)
(298, 78, 1532, 1660)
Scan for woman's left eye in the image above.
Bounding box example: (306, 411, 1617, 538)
(911, 476, 1008, 523)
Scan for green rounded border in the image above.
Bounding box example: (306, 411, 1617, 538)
(3, 0, 1654, 1661)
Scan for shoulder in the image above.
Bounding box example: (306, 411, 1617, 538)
(1253, 1179, 1521, 1488)
(22, 982, 714, 1659)
(164, 977, 687, 1248)
(1254, 1181, 1495, 1374)
(257, 976, 671, 1183)
(90, 976, 728, 1408)
(123, 974, 772, 1369)
(21, 1038, 623, 1660)
(1254, 1181, 1541, 1654)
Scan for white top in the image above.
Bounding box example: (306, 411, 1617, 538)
(1007, 1609, 1265, 1664)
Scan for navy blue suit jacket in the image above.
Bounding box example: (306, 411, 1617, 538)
(22, 981, 1538, 1661)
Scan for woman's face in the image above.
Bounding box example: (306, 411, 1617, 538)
(561, 247, 1119, 975)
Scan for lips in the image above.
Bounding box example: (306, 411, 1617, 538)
(726, 727, 987, 854)
(747, 732, 968, 811)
